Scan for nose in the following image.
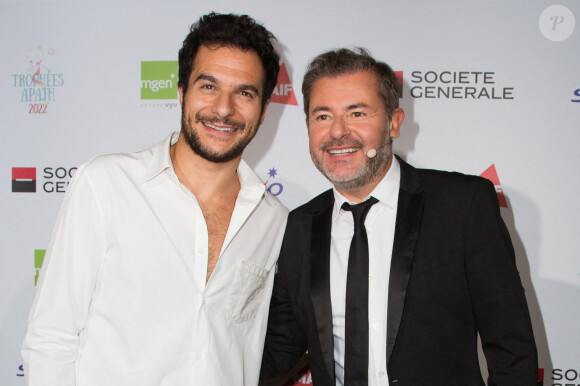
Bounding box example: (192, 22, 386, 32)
(211, 92, 235, 118)
(329, 116, 350, 139)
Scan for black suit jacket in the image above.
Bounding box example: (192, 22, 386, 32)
(261, 157, 537, 385)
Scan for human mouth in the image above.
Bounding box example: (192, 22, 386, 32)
(327, 147, 359, 156)
(203, 122, 237, 133)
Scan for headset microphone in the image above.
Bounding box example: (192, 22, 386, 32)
(366, 149, 377, 158)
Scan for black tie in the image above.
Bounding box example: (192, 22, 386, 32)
(341, 197, 378, 386)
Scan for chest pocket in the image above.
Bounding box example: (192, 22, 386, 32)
(224, 260, 269, 323)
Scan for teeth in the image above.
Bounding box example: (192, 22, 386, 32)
(205, 122, 236, 132)
(328, 148, 358, 155)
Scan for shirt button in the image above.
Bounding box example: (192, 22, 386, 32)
(202, 299, 206, 306)
(372, 322, 379, 330)
(368, 274, 374, 281)
(197, 248, 206, 255)
(379, 371, 386, 377)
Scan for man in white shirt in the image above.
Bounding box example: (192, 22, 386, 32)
(22, 13, 288, 386)
(261, 48, 537, 385)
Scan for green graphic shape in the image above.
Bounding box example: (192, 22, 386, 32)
(141, 61, 178, 100)
(34, 249, 46, 286)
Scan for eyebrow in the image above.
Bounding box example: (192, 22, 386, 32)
(310, 103, 370, 114)
(194, 73, 261, 96)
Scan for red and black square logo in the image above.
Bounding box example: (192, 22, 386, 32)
(394, 71, 403, 98)
(12, 167, 36, 193)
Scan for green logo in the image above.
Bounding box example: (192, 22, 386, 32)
(141, 61, 178, 100)
(34, 249, 46, 286)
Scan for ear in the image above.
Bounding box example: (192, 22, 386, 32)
(178, 87, 184, 106)
(389, 107, 405, 139)
(259, 100, 270, 125)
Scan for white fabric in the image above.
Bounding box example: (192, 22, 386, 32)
(330, 157, 400, 386)
(21, 133, 288, 386)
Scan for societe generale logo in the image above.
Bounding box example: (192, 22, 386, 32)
(270, 63, 297, 106)
(394, 71, 403, 98)
(480, 164, 507, 208)
(12, 167, 36, 192)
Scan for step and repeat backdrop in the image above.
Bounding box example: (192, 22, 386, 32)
(1, 0, 578, 384)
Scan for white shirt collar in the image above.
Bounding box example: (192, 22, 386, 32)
(332, 155, 401, 222)
(141, 132, 266, 198)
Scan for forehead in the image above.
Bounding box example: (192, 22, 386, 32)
(191, 45, 265, 89)
(309, 70, 381, 110)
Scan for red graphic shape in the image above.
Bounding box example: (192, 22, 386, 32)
(284, 367, 312, 385)
(394, 71, 403, 97)
(538, 368, 544, 383)
(12, 167, 36, 180)
(271, 63, 298, 106)
(33, 61, 45, 87)
(480, 164, 508, 208)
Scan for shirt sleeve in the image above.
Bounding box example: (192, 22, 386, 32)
(21, 162, 108, 386)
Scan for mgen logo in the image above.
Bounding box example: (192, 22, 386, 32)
(480, 164, 507, 208)
(141, 61, 178, 100)
(35, 249, 46, 286)
(271, 63, 298, 106)
(12, 167, 36, 192)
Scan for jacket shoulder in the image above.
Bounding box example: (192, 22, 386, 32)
(290, 189, 334, 217)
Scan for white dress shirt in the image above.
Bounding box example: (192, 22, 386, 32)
(330, 157, 400, 386)
(22, 133, 288, 386)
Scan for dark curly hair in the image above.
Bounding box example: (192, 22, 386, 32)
(178, 12, 280, 112)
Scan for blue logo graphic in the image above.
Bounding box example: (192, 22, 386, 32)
(572, 88, 580, 102)
(265, 167, 283, 196)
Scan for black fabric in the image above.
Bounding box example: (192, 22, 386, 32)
(341, 197, 378, 385)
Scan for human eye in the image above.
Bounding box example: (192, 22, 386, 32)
(315, 114, 330, 121)
(239, 90, 255, 99)
(351, 111, 365, 118)
(200, 83, 215, 90)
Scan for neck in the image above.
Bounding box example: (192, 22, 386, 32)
(170, 133, 241, 201)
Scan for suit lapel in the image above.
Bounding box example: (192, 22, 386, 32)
(309, 191, 335, 381)
(387, 157, 425, 363)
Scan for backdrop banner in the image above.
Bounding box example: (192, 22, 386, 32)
(1, 1, 578, 385)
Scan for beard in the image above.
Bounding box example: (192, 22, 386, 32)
(180, 110, 257, 163)
(310, 128, 393, 193)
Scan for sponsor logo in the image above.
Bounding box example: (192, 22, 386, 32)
(11, 166, 76, 194)
(284, 366, 312, 385)
(17, 364, 24, 377)
(264, 167, 284, 197)
(552, 367, 580, 385)
(11, 45, 64, 114)
(35, 249, 46, 286)
(140, 61, 179, 109)
(12, 167, 36, 193)
(539, 5, 576, 42)
(271, 63, 298, 106)
(394, 71, 403, 98)
(480, 164, 507, 208)
(572, 88, 580, 103)
(409, 70, 514, 100)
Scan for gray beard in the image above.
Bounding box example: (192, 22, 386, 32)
(311, 132, 393, 193)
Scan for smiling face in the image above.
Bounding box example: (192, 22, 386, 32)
(179, 45, 267, 163)
(307, 70, 404, 198)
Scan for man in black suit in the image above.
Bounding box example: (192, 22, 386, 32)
(260, 48, 537, 385)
